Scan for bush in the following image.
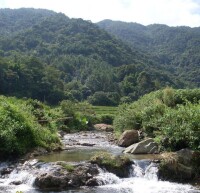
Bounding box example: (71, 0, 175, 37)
(114, 88, 200, 151)
(59, 100, 96, 131)
(0, 96, 60, 158)
(100, 114, 114, 124)
(162, 87, 175, 107)
(159, 102, 200, 151)
(88, 91, 119, 106)
(113, 103, 142, 133)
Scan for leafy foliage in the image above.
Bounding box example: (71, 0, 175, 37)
(59, 100, 97, 131)
(0, 96, 60, 158)
(114, 88, 200, 151)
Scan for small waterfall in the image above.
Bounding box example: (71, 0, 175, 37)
(0, 157, 199, 193)
(93, 160, 158, 188)
(131, 160, 158, 180)
(8, 169, 36, 185)
(93, 167, 121, 185)
(96, 160, 200, 193)
(0, 161, 38, 193)
(144, 162, 158, 180)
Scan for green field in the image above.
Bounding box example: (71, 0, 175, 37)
(92, 106, 118, 116)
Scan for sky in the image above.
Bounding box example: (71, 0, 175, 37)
(0, 0, 200, 27)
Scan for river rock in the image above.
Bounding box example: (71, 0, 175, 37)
(94, 124, 114, 132)
(0, 167, 13, 175)
(118, 130, 139, 147)
(76, 142, 95, 146)
(91, 152, 132, 178)
(10, 180, 22, 185)
(124, 138, 158, 154)
(85, 178, 100, 186)
(35, 163, 99, 189)
(35, 171, 69, 189)
(158, 149, 200, 182)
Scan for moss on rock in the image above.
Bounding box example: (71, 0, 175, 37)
(90, 152, 132, 177)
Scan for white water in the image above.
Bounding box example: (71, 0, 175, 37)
(0, 159, 200, 193)
(97, 178, 200, 193)
(0, 161, 37, 193)
(95, 160, 200, 193)
(1, 130, 200, 193)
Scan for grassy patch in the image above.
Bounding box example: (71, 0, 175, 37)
(92, 106, 118, 116)
(90, 152, 132, 177)
(59, 163, 75, 172)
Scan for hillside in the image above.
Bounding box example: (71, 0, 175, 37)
(0, 9, 192, 105)
(0, 9, 145, 67)
(0, 8, 57, 36)
(97, 20, 200, 87)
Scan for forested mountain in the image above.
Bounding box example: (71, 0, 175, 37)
(97, 20, 200, 87)
(0, 9, 146, 66)
(0, 8, 56, 36)
(0, 9, 195, 105)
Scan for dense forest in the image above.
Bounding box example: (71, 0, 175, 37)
(97, 20, 200, 88)
(0, 8, 198, 105)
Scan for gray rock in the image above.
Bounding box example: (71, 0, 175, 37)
(85, 178, 100, 186)
(118, 130, 139, 147)
(124, 138, 158, 154)
(158, 149, 200, 182)
(35, 163, 99, 189)
(91, 153, 133, 177)
(10, 181, 22, 185)
(0, 167, 13, 175)
(94, 124, 114, 132)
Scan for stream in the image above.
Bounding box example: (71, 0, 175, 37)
(0, 131, 200, 193)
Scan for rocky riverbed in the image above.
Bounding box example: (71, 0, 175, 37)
(0, 130, 200, 193)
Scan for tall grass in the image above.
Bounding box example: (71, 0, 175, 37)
(114, 88, 200, 151)
(0, 96, 60, 158)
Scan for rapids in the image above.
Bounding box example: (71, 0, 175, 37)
(0, 131, 199, 193)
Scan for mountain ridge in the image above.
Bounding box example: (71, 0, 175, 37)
(97, 19, 200, 87)
(0, 8, 198, 105)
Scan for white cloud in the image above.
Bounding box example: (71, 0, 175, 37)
(1, 0, 200, 27)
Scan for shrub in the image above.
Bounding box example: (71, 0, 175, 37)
(88, 91, 119, 106)
(159, 102, 200, 151)
(114, 88, 200, 151)
(100, 114, 114, 124)
(162, 87, 175, 107)
(0, 96, 60, 158)
(59, 100, 96, 131)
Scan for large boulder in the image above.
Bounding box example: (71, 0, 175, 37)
(34, 170, 69, 189)
(91, 152, 133, 178)
(94, 124, 113, 132)
(118, 130, 139, 147)
(35, 163, 99, 189)
(158, 149, 200, 182)
(124, 138, 158, 154)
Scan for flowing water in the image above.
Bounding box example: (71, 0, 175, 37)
(0, 131, 200, 193)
